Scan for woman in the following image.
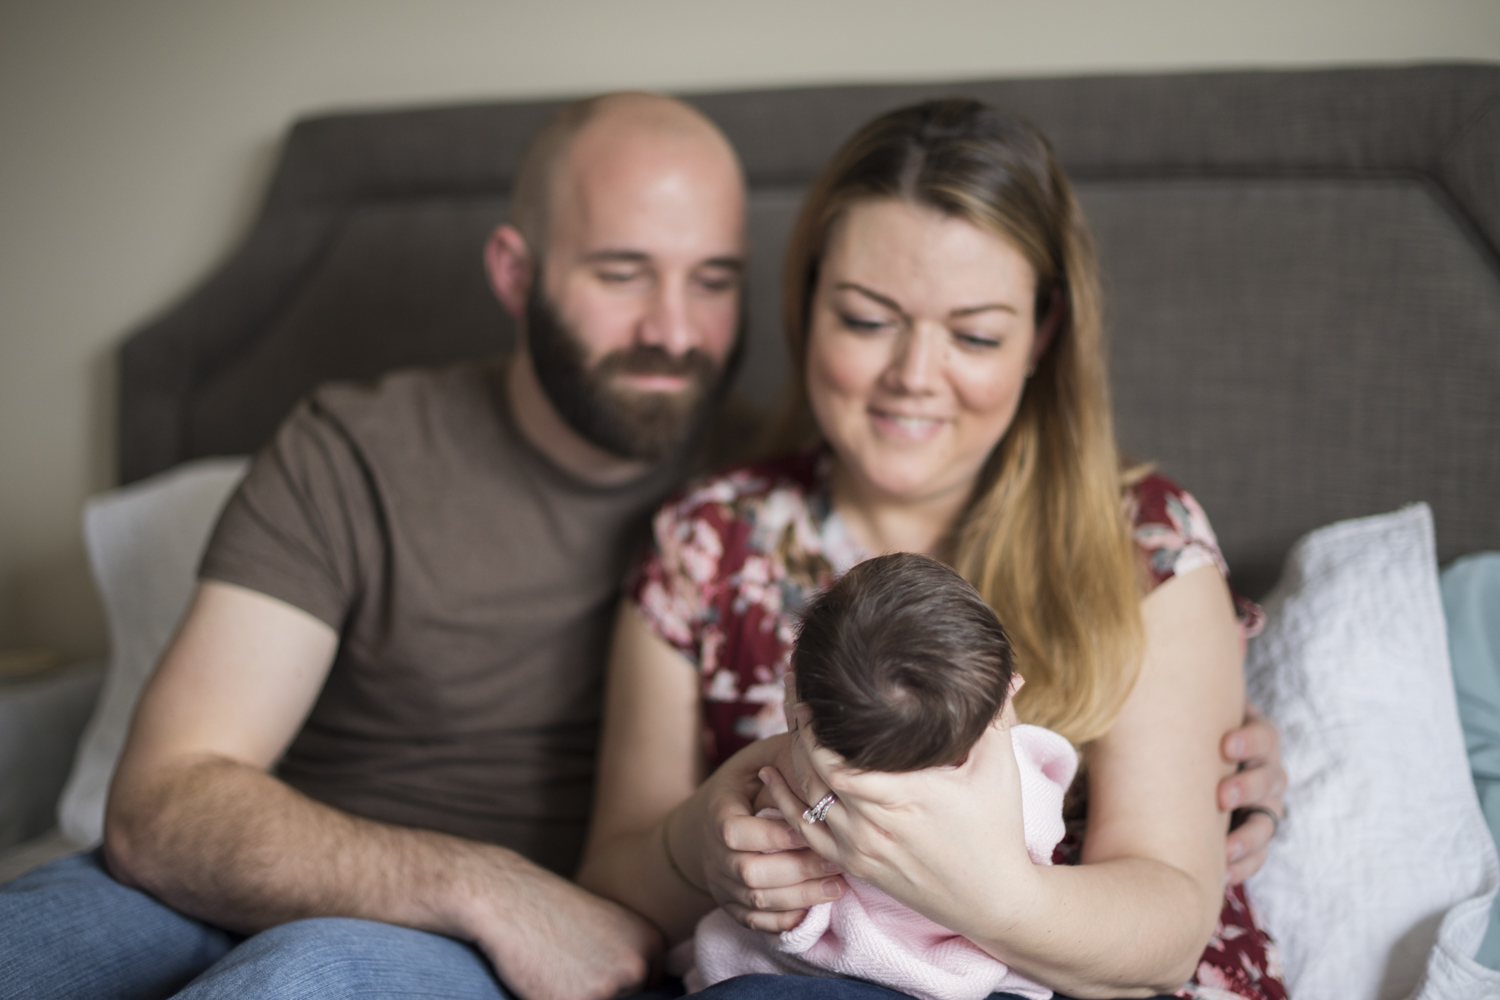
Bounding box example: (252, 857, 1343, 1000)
(578, 99, 1285, 998)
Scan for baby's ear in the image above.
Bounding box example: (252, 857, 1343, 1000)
(998, 673, 1025, 729)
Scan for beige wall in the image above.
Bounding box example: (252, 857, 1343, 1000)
(1, 0, 1497, 660)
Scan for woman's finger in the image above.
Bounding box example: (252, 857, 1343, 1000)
(717, 809, 807, 853)
(759, 765, 844, 864)
(1226, 811, 1277, 884)
(1218, 753, 1288, 813)
(797, 741, 908, 808)
(721, 902, 811, 933)
(1227, 849, 1268, 887)
(718, 851, 846, 912)
(1222, 704, 1278, 764)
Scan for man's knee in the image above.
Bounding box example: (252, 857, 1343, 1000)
(0, 850, 235, 999)
(178, 917, 505, 1000)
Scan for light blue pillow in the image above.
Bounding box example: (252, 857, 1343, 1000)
(1442, 552, 1500, 969)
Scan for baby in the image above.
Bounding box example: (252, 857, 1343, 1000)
(687, 553, 1077, 1000)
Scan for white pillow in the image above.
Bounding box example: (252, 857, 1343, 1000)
(57, 457, 250, 847)
(1245, 503, 1500, 1000)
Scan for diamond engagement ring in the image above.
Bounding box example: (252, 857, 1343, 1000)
(802, 792, 837, 824)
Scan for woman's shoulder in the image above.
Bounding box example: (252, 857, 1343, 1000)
(1124, 470, 1265, 633)
(1124, 469, 1230, 591)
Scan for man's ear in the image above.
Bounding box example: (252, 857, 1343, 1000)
(485, 224, 532, 319)
(1030, 291, 1064, 370)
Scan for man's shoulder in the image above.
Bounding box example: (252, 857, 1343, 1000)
(305, 359, 501, 426)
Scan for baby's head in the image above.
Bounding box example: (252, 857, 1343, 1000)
(791, 552, 1016, 772)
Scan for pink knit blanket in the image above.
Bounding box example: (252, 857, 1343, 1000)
(688, 724, 1078, 1000)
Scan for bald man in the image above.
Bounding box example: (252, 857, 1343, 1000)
(0, 94, 746, 1000)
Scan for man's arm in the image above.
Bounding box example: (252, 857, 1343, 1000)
(106, 580, 659, 1000)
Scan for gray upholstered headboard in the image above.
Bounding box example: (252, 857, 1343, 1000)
(119, 64, 1500, 598)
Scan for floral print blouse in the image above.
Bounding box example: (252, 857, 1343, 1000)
(630, 450, 1285, 1000)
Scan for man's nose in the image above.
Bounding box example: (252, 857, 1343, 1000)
(638, 275, 695, 354)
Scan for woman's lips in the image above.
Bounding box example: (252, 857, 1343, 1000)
(869, 408, 948, 441)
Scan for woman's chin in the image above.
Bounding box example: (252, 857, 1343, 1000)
(840, 455, 975, 510)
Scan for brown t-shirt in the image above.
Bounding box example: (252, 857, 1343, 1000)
(200, 357, 718, 874)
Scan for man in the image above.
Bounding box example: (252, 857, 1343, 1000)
(0, 93, 1284, 1000)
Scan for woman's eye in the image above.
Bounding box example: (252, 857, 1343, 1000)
(839, 313, 888, 333)
(954, 332, 1001, 350)
(597, 269, 641, 284)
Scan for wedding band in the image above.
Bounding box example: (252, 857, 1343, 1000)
(1238, 805, 1281, 838)
(803, 792, 837, 824)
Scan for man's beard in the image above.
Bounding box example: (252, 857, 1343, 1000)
(525, 281, 738, 463)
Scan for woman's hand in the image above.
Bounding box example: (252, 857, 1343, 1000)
(677, 733, 847, 933)
(757, 717, 1038, 938)
(1218, 704, 1288, 884)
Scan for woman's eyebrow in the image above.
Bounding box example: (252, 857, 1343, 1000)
(836, 282, 1017, 320)
(950, 303, 1018, 319)
(835, 282, 906, 317)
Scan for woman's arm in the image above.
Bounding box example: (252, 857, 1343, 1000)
(762, 564, 1243, 997)
(576, 604, 845, 944)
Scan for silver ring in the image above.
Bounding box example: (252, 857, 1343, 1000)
(1238, 805, 1281, 839)
(802, 792, 837, 824)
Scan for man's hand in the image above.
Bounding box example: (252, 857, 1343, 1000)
(462, 858, 660, 1000)
(1217, 704, 1287, 885)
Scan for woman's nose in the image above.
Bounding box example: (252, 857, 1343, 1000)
(884, 323, 942, 394)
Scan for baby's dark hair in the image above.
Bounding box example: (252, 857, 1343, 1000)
(793, 552, 1015, 772)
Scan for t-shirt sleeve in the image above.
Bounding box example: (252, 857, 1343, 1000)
(1127, 472, 1264, 634)
(627, 484, 734, 669)
(198, 397, 376, 630)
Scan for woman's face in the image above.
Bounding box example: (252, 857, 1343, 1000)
(806, 199, 1046, 510)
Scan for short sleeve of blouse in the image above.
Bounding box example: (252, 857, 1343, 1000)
(1127, 472, 1264, 634)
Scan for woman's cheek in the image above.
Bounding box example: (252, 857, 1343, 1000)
(955, 365, 1025, 438)
(807, 333, 880, 431)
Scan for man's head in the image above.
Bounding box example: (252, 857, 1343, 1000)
(487, 93, 747, 462)
(791, 552, 1016, 772)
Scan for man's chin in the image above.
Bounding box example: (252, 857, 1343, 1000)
(589, 389, 711, 462)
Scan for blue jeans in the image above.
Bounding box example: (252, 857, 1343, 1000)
(0, 853, 1162, 1000)
(0, 850, 510, 999)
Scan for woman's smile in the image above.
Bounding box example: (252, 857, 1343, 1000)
(867, 407, 951, 442)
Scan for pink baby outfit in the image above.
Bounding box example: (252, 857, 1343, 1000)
(689, 724, 1078, 1000)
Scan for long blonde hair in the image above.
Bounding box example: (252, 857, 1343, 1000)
(775, 99, 1143, 745)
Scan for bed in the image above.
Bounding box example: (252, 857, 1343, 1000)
(18, 63, 1500, 998)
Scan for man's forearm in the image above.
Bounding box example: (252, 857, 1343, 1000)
(106, 755, 514, 939)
